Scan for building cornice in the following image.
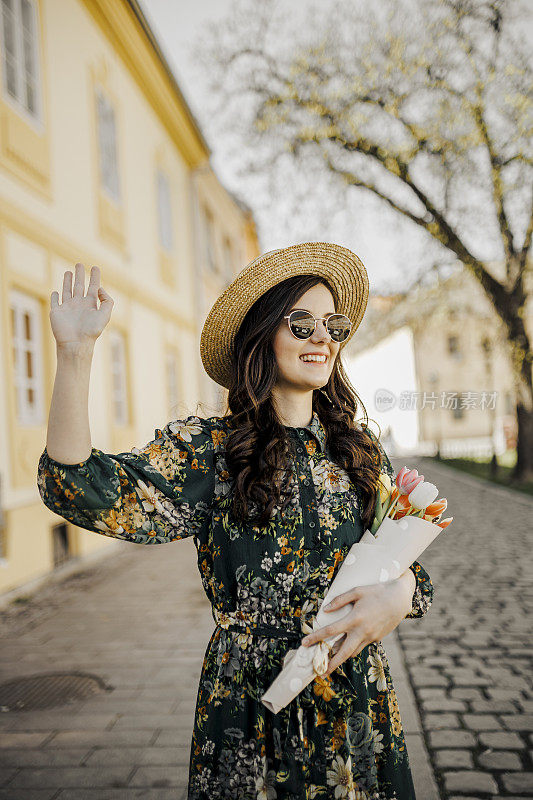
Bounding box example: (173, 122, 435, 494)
(82, 0, 211, 167)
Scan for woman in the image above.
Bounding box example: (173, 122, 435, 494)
(37, 242, 434, 799)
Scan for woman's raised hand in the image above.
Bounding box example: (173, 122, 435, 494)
(50, 263, 114, 350)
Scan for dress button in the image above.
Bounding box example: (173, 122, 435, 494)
(303, 479, 310, 486)
(309, 521, 315, 528)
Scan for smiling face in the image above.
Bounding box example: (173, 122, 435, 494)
(272, 283, 340, 392)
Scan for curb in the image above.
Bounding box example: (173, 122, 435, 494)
(383, 628, 440, 800)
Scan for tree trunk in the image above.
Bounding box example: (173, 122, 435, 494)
(512, 403, 533, 481)
(490, 280, 533, 482)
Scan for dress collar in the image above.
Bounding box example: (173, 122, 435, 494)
(284, 410, 326, 453)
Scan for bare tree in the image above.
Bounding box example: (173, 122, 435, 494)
(196, 0, 533, 480)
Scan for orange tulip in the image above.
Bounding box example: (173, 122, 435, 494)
(437, 516, 453, 528)
(425, 498, 447, 517)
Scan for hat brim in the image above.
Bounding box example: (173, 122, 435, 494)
(200, 241, 369, 389)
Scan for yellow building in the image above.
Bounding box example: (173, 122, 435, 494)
(0, 0, 258, 596)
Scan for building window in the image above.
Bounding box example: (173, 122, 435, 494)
(447, 334, 461, 359)
(109, 329, 129, 426)
(10, 289, 44, 425)
(1, 0, 41, 119)
(451, 392, 464, 420)
(202, 205, 217, 272)
(96, 87, 120, 203)
(165, 349, 180, 417)
(52, 522, 71, 568)
(157, 169, 173, 252)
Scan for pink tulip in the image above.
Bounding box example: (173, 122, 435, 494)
(396, 466, 425, 495)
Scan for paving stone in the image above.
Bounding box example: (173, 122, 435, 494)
(450, 688, 485, 701)
(501, 714, 533, 730)
(447, 797, 484, 800)
(501, 773, 533, 793)
(477, 749, 523, 770)
(452, 674, 493, 687)
(406, 670, 449, 687)
(0, 769, 17, 788)
(487, 688, 526, 701)
(110, 714, 192, 730)
(428, 729, 477, 748)
(7, 766, 132, 788)
(0, 792, 57, 800)
(423, 712, 460, 730)
(479, 731, 525, 749)
(470, 699, 516, 713)
(44, 730, 156, 748)
(0, 748, 90, 767)
(462, 714, 503, 731)
(84, 746, 190, 766)
(417, 688, 447, 700)
(55, 791, 188, 799)
(422, 698, 467, 712)
(129, 765, 188, 787)
(433, 749, 474, 768)
(443, 770, 498, 794)
(0, 733, 50, 747)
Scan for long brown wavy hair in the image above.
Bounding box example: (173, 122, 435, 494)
(222, 274, 385, 531)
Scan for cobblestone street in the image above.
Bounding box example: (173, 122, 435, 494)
(0, 458, 531, 798)
(395, 457, 533, 798)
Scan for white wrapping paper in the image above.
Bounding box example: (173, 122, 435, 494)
(261, 515, 441, 714)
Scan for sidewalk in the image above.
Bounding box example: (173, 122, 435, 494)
(0, 535, 436, 799)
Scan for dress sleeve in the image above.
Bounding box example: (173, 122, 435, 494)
(36, 415, 216, 545)
(368, 427, 435, 620)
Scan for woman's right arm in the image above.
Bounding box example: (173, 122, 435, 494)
(45, 262, 113, 464)
(38, 263, 216, 545)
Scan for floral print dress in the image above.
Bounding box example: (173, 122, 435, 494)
(37, 411, 434, 800)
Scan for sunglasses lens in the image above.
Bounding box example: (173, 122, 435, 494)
(289, 310, 316, 339)
(327, 314, 352, 342)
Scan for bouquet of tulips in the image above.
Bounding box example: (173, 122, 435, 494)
(261, 466, 452, 715)
(372, 465, 453, 533)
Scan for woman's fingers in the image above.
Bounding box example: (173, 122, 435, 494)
(324, 633, 367, 676)
(86, 265, 100, 301)
(324, 589, 361, 611)
(50, 291, 59, 309)
(72, 262, 86, 298)
(62, 270, 72, 303)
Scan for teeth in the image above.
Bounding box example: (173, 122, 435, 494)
(300, 354, 327, 362)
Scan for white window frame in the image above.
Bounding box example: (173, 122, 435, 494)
(165, 349, 180, 416)
(157, 169, 174, 253)
(0, 0, 42, 125)
(96, 86, 120, 203)
(109, 329, 129, 426)
(10, 289, 44, 425)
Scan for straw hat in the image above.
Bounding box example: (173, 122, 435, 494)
(200, 241, 369, 389)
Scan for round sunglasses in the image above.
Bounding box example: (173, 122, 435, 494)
(284, 309, 352, 343)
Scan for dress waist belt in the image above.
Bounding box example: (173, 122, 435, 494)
(213, 607, 303, 641)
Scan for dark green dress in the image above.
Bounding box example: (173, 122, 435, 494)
(37, 411, 434, 799)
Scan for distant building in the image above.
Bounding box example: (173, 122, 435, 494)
(0, 0, 258, 595)
(344, 268, 522, 458)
